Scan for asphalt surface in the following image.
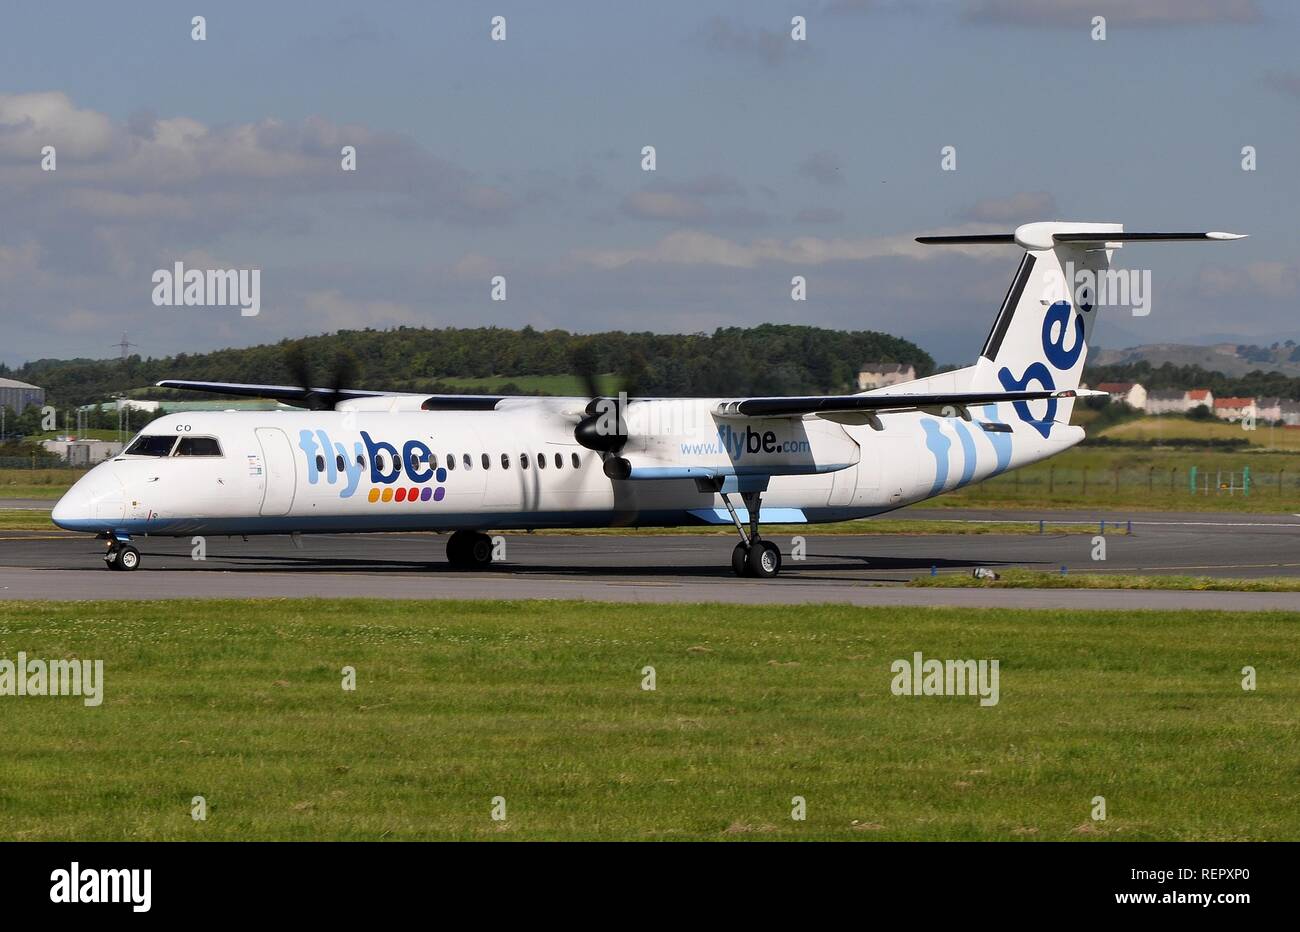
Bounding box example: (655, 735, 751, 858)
(1, 506, 1297, 610)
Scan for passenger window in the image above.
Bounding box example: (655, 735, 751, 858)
(376, 453, 387, 472)
(554, 452, 563, 469)
(335, 453, 345, 472)
(409, 452, 420, 471)
(463, 453, 472, 470)
(571, 453, 580, 468)
(446, 453, 455, 470)
(356, 454, 365, 467)
(315, 454, 325, 472)
(174, 436, 222, 456)
(520, 453, 529, 469)
(537, 453, 546, 469)
(501, 453, 510, 470)
(482, 453, 490, 470)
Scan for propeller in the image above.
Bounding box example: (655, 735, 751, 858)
(282, 344, 359, 410)
(570, 344, 647, 478)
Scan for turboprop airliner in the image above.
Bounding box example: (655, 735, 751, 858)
(52, 221, 1245, 577)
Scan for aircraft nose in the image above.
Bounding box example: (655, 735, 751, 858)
(51, 467, 126, 530)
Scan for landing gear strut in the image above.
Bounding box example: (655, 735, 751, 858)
(446, 530, 494, 569)
(721, 489, 781, 579)
(104, 538, 141, 571)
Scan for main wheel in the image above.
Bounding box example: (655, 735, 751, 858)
(731, 542, 751, 577)
(465, 532, 494, 568)
(447, 530, 494, 569)
(747, 541, 781, 578)
(115, 544, 141, 572)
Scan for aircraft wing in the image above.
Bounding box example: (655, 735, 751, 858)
(714, 388, 1104, 419)
(156, 379, 402, 401)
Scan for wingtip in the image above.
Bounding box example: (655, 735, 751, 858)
(1207, 231, 1248, 240)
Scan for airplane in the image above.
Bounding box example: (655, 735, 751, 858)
(52, 220, 1245, 577)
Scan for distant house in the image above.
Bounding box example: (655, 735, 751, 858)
(41, 439, 123, 466)
(1213, 397, 1256, 422)
(1095, 381, 1147, 410)
(0, 377, 45, 415)
(857, 362, 916, 391)
(1280, 401, 1300, 427)
(1186, 388, 1214, 413)
(1256, 397, 1283, 423)
(1144, 389, 1188, 415)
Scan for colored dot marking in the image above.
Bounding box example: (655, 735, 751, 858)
(367, 488, 380, 503)
(395, 487, 407, 502)
(433, 487, 445, 502)
(408, 487, 419, 502)
(420, 487, 432, 501)
(381, 488, 393, 502)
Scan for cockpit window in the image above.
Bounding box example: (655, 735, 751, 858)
(124, 435, 178, 457)
(175, 436, 222, 456)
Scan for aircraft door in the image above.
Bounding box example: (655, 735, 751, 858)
(255, 427, 297, 516)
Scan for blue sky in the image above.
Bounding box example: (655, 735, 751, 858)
(1, 0, 1297, 367)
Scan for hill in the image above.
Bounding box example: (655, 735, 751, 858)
(2, 324, 933, 408)
(1092, 341, 1300, 378)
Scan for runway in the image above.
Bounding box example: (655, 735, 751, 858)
(1, 507, 1297, 610)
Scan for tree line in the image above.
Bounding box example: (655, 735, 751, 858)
(5, 324, 935, 407)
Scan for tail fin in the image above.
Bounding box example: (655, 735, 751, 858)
(917, 222, 1246, 437)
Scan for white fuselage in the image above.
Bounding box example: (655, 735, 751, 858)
(51, 397, 1081, 537)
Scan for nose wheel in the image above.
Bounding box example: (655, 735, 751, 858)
(104, 541, 141, 571)
(721, 489, 782, 578)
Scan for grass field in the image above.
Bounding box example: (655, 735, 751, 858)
(1, 599, 1296, 841)
(909, 569, 1300, 592)
(1099, 416, 1300, 452)
(0, 468, 87, 500)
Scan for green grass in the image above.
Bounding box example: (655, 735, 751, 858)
(1, 599, 1297, 841)
(938, 445, 1300, 512)
(1099, 415, 1300, 451)
(909, 569, 1300, 592)
(28, 429, 125, 442)
(0, 468, 87, 500)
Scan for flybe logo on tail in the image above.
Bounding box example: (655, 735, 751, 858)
(297, 430, 447, 502)
(996, 300, 1085, 439)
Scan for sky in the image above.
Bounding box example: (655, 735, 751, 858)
(0, 0, 1297, 368)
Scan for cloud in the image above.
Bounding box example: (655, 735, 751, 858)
(0, 91, 115, 159)
(0, 93, 517, 227)
(1263, 70, 1300, 100)
(963, 0, 1262, 27)
(619, 173, 761, 226)
(796, 207, 846, 224)
(1199, 261, 1298, 298)
(699, 17, 796, 67)
(571, 226, 1008, 270)
(958, 191, 1057, 223)
(798, 151, 845, 186)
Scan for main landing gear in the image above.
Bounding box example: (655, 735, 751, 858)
(446, 530, 494, 569)
(721, 489, 782, 579)
(103, 537, 141, 571)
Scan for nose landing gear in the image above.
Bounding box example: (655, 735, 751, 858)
(104, 538, 141, 571)
(721, 489, 782, 578)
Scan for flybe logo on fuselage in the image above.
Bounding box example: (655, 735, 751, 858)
(995, 299, 1086, 439)
(296, 429, 446, 501)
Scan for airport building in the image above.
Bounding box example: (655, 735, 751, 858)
(0, 377, 45, 414)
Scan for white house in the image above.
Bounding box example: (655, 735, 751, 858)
(1095, 381, 1147, 410)
(857, 362, 916, 391)
(1213, 397, 1256, 422)
(1144, 389, 1187, 415)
